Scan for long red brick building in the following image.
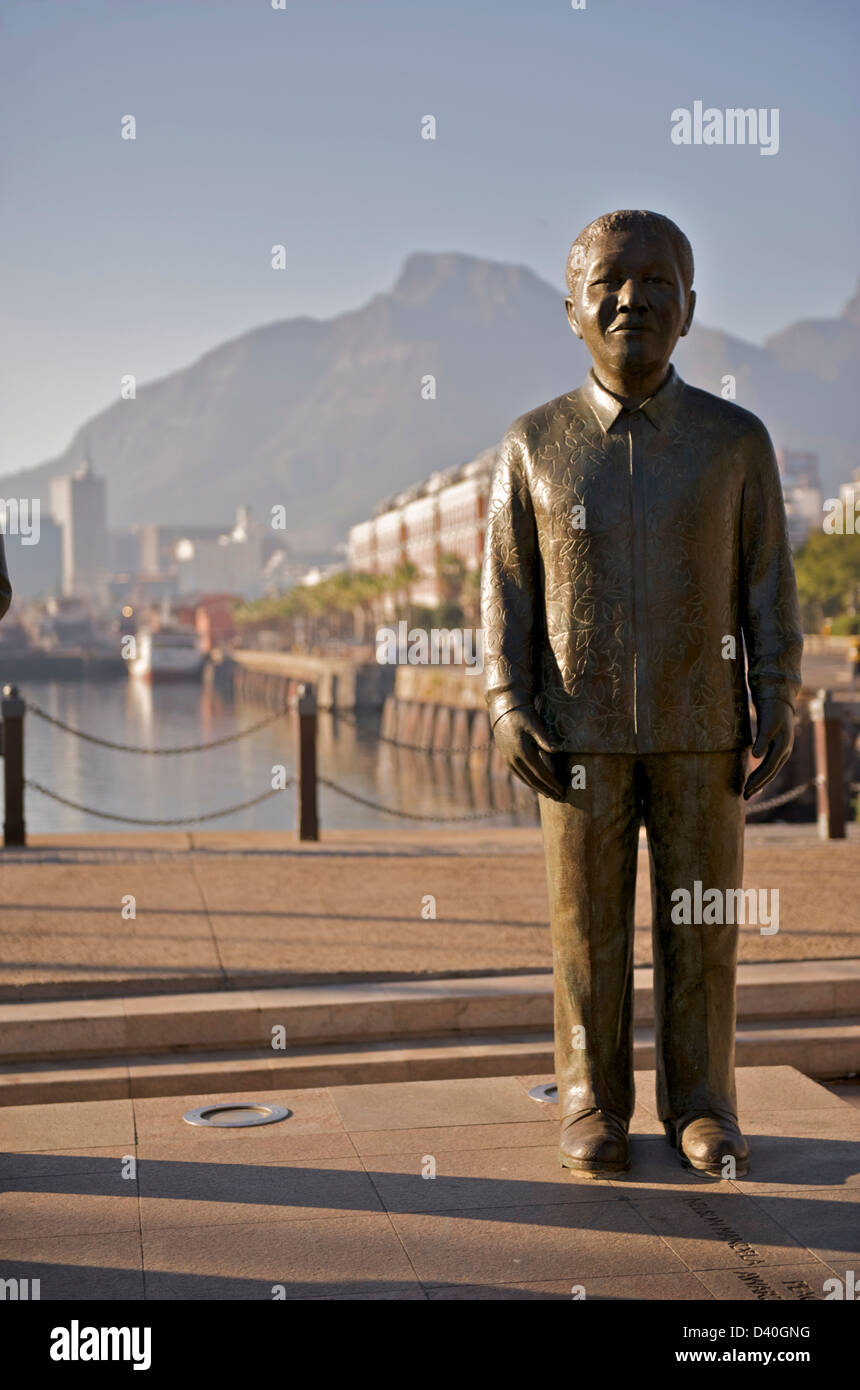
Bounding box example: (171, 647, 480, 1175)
(347, 447, 498, 608)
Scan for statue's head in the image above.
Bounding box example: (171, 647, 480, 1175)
(564, 210, 696, 385)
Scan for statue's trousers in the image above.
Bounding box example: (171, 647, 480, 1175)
(538, 751, 747, 1128)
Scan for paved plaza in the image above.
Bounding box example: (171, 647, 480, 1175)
(0, 826, 858, 1000)
(0, 1066, 857, 1300)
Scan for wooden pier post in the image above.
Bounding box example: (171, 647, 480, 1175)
(296, 682, 319, 841)
(810, 688, 845, 840)
(1, 684, 26, 847)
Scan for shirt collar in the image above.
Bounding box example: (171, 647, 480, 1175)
(582, 364, 684, 433)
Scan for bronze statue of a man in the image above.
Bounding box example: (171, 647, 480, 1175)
(480, 210, 802, 1177)
(0, 535, 11, 621)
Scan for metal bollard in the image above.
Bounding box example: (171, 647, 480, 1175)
(296, 682, 319, 841)
(809, 688, 845, 840)
(1, 683, 26, 847)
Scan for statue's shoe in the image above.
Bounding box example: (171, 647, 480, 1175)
(559, 1108, 629, 1175)
(670, 1114, 750, 1177)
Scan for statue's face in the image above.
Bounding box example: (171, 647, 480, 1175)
(566, 227, 694, 380)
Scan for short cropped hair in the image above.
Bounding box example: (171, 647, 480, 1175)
(565, 210, 694, 298)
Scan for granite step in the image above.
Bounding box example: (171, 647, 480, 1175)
(1, 959, 859, 1065)
(1, 1015, 858, 1106)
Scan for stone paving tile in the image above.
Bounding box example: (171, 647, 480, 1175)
(142, 1212, 419, 1299)
(363, 1145, 619, 1214)
(132, 1086, 345, 1140)
(626, 1190, 810, 1271)
(743, 1186, 860, 1270)
(138, 1155, 383, 1231)
(693, 1262, 838, 1301)
(391, 1198, 687, 1286)
(825, 1081, 860, 1110)
(0, 932, 224, 990)
(733, 1118, 860, 1192)
(0, 1098, 135, 1152)
(511, 1073, 555, 1092)
(427, 1271, 714, 1300)
(746, 1108, 860, 1132)
(351, 1120, 555, 1157)
(0, 862, 212, 969)
(0, 1172, 139, 1240)
(329, 1075, 543, 1131)
(0, 1231, 144, 1300)
(137, 1130, 358, 1165)
(0, 1147, 133, 1180)
(735, 1066, 849, 1112)
(630, 1076, 662, 1117)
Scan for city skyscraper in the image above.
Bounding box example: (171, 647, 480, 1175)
(49, 453, 109, 600)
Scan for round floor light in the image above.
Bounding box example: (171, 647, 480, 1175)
(527, 1083, 558, 1104)
(183, 1102, 291, 1128)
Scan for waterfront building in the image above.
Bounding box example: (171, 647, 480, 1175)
(138, 522, 226, 577)
(776, 449, 822, 548)
(346, 446, 498, 607)
(49, 456, 109, 600)
(0, 511, 62, 598)
(109, 528, 142, 576)
(175, 507, 266, 599)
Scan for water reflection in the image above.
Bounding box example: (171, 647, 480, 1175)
(22, 680, 540, 833)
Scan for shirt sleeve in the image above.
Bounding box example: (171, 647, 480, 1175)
(739, 420, 803, 709)
(480, 429, 539, 728)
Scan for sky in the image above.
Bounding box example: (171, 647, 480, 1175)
(1, 0, 858, 475)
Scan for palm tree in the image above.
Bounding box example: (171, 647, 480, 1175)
(389, 562, 419, 624)
(436, 551, 467, 626)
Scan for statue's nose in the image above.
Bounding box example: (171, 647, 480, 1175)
(616, 278, 646, 310)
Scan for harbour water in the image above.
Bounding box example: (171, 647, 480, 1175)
(17, 679, 539, 834)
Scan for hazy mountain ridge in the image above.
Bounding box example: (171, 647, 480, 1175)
(6, 253, 859, 554)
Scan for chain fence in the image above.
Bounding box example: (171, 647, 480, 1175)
(744, 780, 815, 815)
(7, 695, 859, 831)
(24, 698, 289, 754)
(334, 708, 476, 755)
(24, 778, 292, 826)
(318, 776, 515, 821)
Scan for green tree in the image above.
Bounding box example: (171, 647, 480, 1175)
(793, 531, 860, 631)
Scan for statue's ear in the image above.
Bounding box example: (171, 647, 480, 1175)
(565, 296, 584, 340)
(680, 288, 696, 337)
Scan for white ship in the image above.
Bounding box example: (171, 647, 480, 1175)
(128, 626, 206, 681)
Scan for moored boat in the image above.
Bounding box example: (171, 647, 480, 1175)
(128, 626, 206, 681)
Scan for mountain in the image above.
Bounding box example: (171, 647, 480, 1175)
(5, 256, 860, 554)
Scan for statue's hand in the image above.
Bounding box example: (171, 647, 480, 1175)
(743, 698, 795, 800)
(493, 707, 566, 800)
